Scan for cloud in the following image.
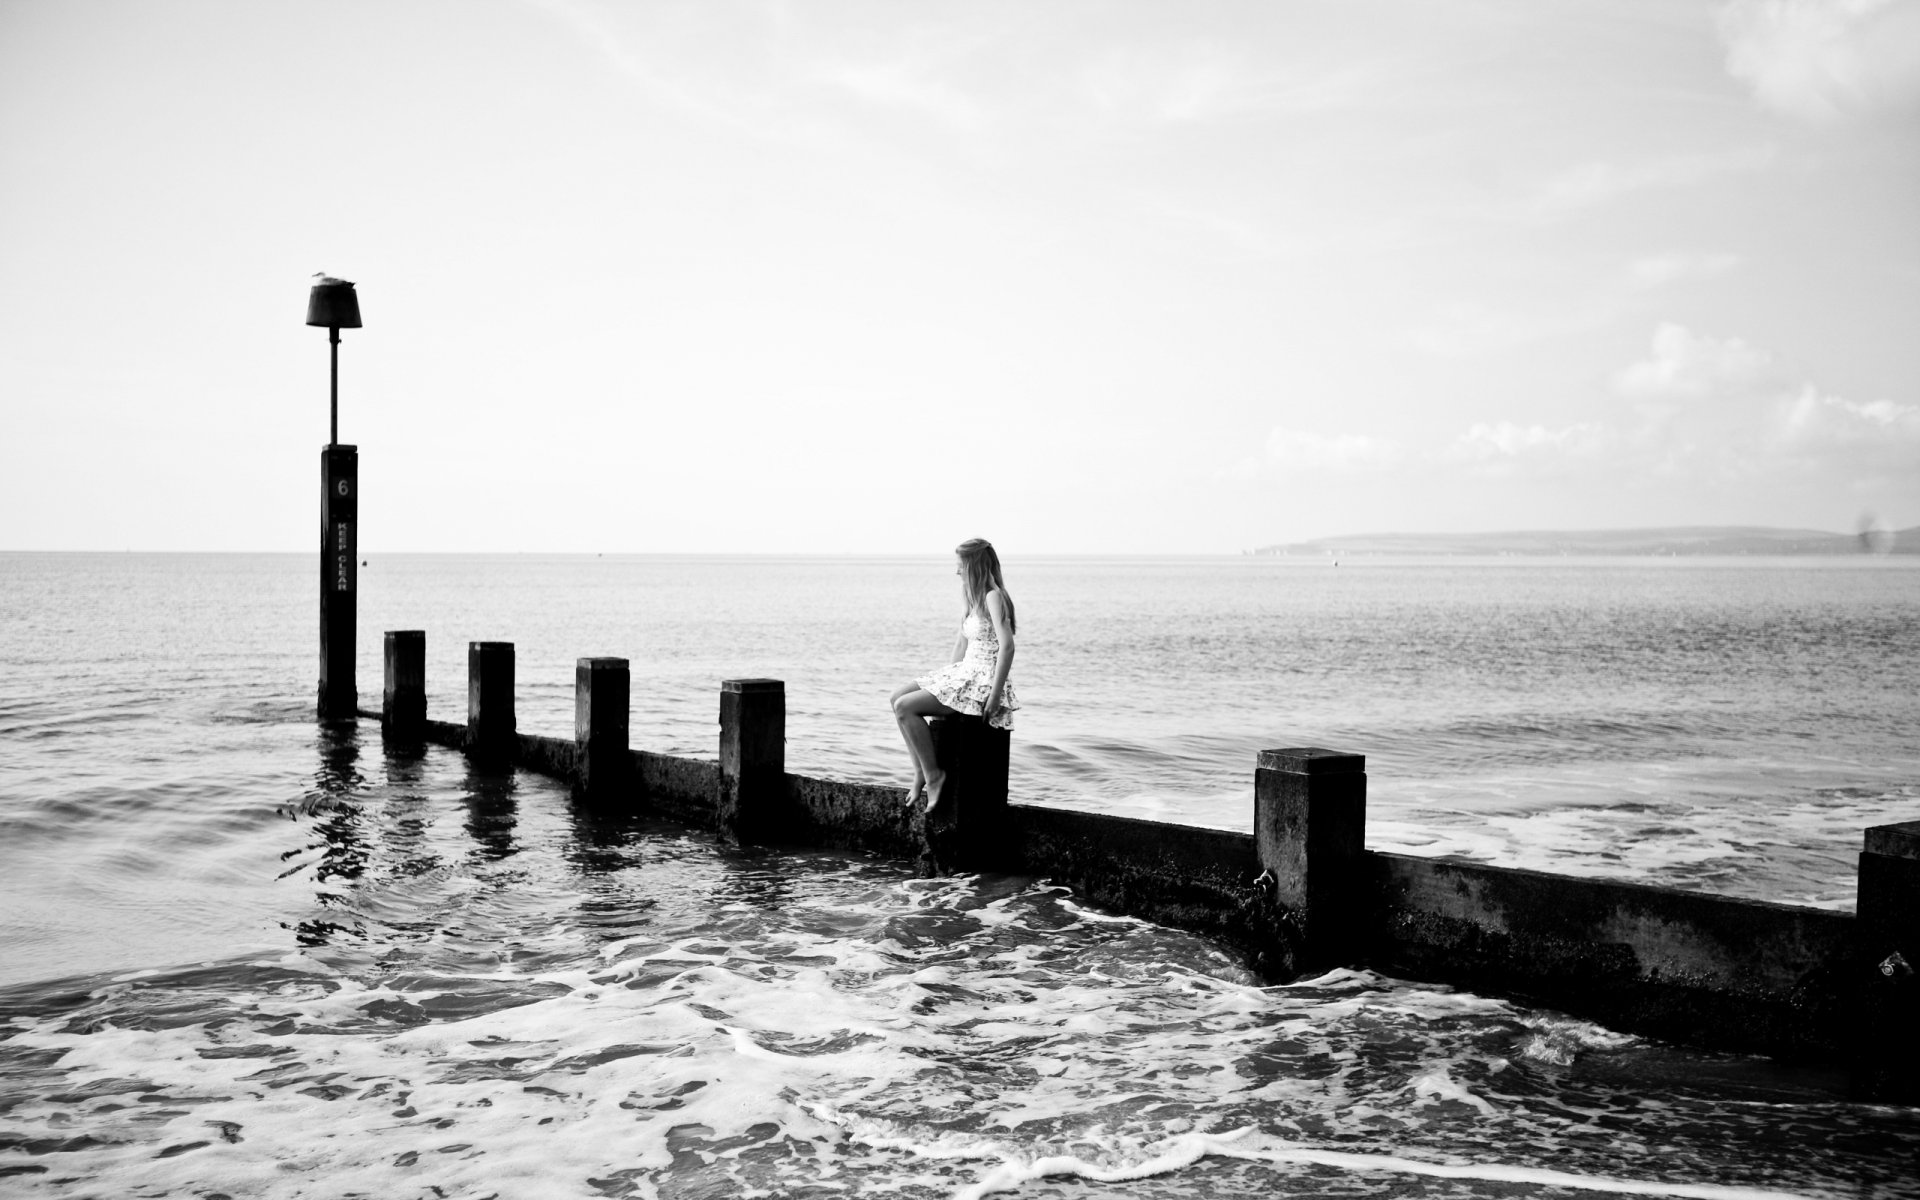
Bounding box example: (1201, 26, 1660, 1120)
(1256, 421, 1607, 478)
(812, 57, 990, 131)
(1450, 422, 1608, 462)
(1264, 428, 1402, 471)
(1075, 43, 1389, 127)
(523, 0, 748, 130)
(1513, 147, 1776, 221)
(1717, 0, 1920, 122)
(524, 0, 1006, 152)
(1612, 322, 1773, 398)
(1603, 326, 1917, 479)
(1078, 45, 1242, 124)
(1246, 325, 1912, 499)
(1253, 376, 1911, 490)
(1773, 385, 1920, 470)
(1626, 252, 1743, 290)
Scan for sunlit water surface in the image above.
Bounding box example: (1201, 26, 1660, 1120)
(2, 553, 1917, 1196)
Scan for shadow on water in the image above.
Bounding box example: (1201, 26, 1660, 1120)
(563, 820, 665, 955)
(460, 758, 520, 862)
(311, 728, 368, 885)
(709, 851, 798, 915)
(282, 723, 371, 948)
(371, 732, 442, 885)
(562, 791, 661, 874)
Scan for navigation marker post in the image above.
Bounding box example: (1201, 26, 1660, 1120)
(309, 276, 363, 720)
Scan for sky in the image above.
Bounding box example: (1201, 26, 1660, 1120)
(2, 0, 1917, 553)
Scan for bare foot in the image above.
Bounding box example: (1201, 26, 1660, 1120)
(924, 771, 950, 816)
(905, 782, 925, 807)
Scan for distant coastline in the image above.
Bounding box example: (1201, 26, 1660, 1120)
(1251, 525, 1917, 557)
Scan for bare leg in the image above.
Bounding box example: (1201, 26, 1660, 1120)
(892, 687, 958, 811)
(889, 683, 927, 804)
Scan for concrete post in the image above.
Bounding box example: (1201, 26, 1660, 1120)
(1856, 820, 1920, 1102)
(926, 716, 1011, 867)
(575, 657, 630, 800)
(382, 630, 425, 735)
(317, 445, 358, 720)
(1255, 748, 1367, 970)
(1860, 820, 1920, 959)
(718, 679, 785, 842)
(467, 641, 515, 760)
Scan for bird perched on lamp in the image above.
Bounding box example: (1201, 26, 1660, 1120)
(305, 274, 363, 445)
(306, 275, 362, 329)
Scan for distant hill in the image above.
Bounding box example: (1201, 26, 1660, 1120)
(1251, 525, 1919, 557)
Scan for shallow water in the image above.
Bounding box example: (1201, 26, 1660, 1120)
(2, 729, 1914, 1199)
(2, 552, 1917, 1196)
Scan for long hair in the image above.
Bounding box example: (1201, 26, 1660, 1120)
(956, 538, 1016, 635)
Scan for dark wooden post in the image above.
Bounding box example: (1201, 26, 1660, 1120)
(926, 716, 1012, 868)
(382, 630, 425, 735)
(575, 657, 630, 800)
(718, 679, 785, 842)
(317, 445, 358, 719)
(1255, 748, 1367, 971)
(1856, 820, 1920, 1102)
(467, 641, 515, 761)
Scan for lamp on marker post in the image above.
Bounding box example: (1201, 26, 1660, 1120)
(306, 276, 362, 445)
(309, 275, 363, 721)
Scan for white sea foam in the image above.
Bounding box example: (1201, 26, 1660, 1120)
(1410, 1065, 1502, 1116)
(952, 1128, 1836, 1200)
(2, 869, 1901, 1198)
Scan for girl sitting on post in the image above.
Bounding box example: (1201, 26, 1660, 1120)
(890, 538, 1020, 815)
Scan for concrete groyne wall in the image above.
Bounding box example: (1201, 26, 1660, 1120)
(358, 632, 1918, 1102)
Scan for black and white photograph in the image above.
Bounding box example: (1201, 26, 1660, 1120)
(3, 1, 1918, 1196)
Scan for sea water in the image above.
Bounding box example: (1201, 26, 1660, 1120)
(1, 552, 1916, 1197)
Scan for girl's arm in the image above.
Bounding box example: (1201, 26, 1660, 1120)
(950, 624, 968, 664)
(982, 590, 1015, 718)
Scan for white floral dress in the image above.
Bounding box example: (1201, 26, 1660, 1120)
(916, 610, 1020, 731)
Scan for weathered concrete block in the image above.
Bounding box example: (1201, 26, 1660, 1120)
(1856, 820, 1920, 1102)
(516, 731, 574, 780)
(1009, 805, 1266, 963)
(574, 657, 630, 802)
(638, 750, 723, 826)
(382, 630, 425, 735)
(1864, 822, 1920, 858)
(786, 773, 921, 861)
(1255, 748, 1366, 970)
(1371, 852, 1855, 1059)
(467, 641, 515, 761)
(925, 716, 1012, 871)
(718, 679, 786, 843)
(1860, 821, 1920, 968)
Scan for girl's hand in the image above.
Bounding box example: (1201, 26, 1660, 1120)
(983, 691, 1002, 721)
